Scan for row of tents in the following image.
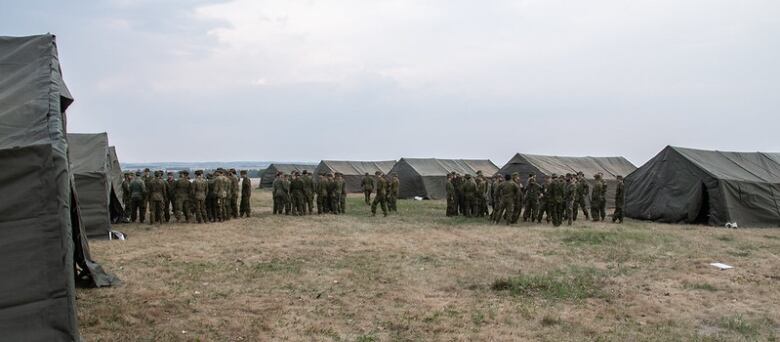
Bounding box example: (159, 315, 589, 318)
(261, 149, 780, 227)
(0, 34, 119, 341)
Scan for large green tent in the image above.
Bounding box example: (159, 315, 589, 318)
(0, 34, 117, 341)
(626, 146, 780, 227)
(259, 163, 316, 188)
(390, 158, 499, 199)
(315, 160, 397, 193)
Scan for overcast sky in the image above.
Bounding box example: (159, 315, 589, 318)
(3, 0, 779, 165)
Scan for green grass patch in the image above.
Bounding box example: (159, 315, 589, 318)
(491, 266, 608, 301)
(683, 281, 718, 292)
(715, 235, 735, 242)
(558, 229, 653, 246)
(541, 315, 562, 327)
(355, 334, 377, 342)
(719, 315, 760, 337)
(250, 259, 302, 275)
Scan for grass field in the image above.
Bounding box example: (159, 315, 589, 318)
(78, 189, 780, 341)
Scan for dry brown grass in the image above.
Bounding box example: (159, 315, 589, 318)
(78, 190, 780, 341)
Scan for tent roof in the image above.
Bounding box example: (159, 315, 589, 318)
(68, 133, 109, 173)
(668, 146, 780, 183)
(268, 163, 316, 174)
(0, 35, 73, 150)
(319, 160, 396, 175)
(400, 158, 498, 176)
(504, 153, 636, 178)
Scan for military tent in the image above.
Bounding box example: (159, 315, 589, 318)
(260, 163, 316, 188)
(315, 160, 397, 192)
(0, 34, 118, 341)
(108, 146, 125, 220)
(390, 158, 499, 199)
(625, 146, 780, 227)
(498, 153, 637, 207)
(68, 133, 125, 237)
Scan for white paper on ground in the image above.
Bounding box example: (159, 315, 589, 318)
(710, 262, 734, 270)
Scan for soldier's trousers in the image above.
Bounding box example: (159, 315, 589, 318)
(591, 199, 605, 221)
(305, 193, 313, 214)
(613, 205, 623, 223)
(284, 196, 291, 215)
(494, 200, 513, 225)
(273, 195, 285, 215)
(194, 199, 207, 223)
(573, 197, 589, 221)
(371, 195, 388, 216)
(289, 192, 304, 215)
(175, 197, 191, 222)
(523, 200, 538, 222)
(463, 196, 474, 217)
(511, 200, 522, 223)
(388, 194, 397, 212)
(230, 195, 239, 218)
(340, 195, 346, 214)
(216, 197, 227, 221)
(164, 198, 174, 222)
(150, 200, 164, 225)
(206, 196, 216, 221)
(330, 194, 341, 215)
(565, 200, 574, 225)
(130, 197, 145, 223)
(364, 191, 372, 205)
(316, 194, 324, 214)
(240, 197, 251, 217)
(446, 196, 456, 216)
(550, 201, 564, 226)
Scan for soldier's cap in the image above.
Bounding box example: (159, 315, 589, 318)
(465, 174, 472, 179)
(230, 168, 236, 172)
(195, 170, 203, 175)
(302, 170, 308, 175)
(511, 172, 519, 177)
(365, 172, 370, 175)
(135, 171, 142, 176)
(240, 170, 247, 174)
(276, 171, 283, 176)
(476, 170, 483, 175)
(327, 173, 334, 177)
(529, 173, 535, 177)
(375, 171, 382, 175)
(616, 175, 623, 179)
(144, 168, 150, 172)
(551, 173, 558, 178)
(167, 171, 173, 175)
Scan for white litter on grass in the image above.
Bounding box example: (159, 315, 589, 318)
(710, 262, 734, 270)
(414, 196, 423, 201)
(725, 222, 739, 229)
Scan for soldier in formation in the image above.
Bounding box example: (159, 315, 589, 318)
(361, 172, 374, 205)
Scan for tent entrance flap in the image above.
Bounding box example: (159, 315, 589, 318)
(693, 183, 711, 224)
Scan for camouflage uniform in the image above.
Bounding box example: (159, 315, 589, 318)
(214, 170, 229, 221)
(523, 176, 540, 222)
(272, 174, 285, 215)
(573, 174, 590, 221)
(174, 172, 192, 222)
(229, 170, 240, 219)
(240, 172, 252, 217)
(141, 169, 153, 221)
(206, 173, 216, 222)
(494, 175, 518, 225)
(548, 176, 565, 227)
(316, 175, 329, 214)
(327, 174, 341, 215)
(371, 173, 388, 216)
(290, 173, 306, 216)
(511, 174, 524, 224)
(445, 175, 456, 216)
(461, 175, 477, 217)
(129, 174, 146, 223)
(302, 171, 314, 215)
(147, 172, 167, 225)
(388, 175, 400, 212)
(613, 177, 624, 223)
(536, 179, 552, 223)
(590, 175, 606, 221)
(339, 174, 347, 214)
(121, 174, 131, 221)
(361, 173, 374, 205)
(563, 176, 576, 225)
(191, 172, 208, 223)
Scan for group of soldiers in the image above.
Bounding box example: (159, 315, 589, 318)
(270, 170, 400, 217)
(122, 168, 253, 225)
(446, 171, 625, 226)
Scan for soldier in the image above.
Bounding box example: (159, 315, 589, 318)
(240, 170, 252, 217)
(140, 168, 152, 221)
(333, 172, 346, 214)
(613, 175, 625, 223)
(190, 170, 209, 223)
(591, 173, 606, 221)
(461, 174, 477, 217)
(474, 174, 484, 217)
(214, 169, 229, 221)
(494, 174, 518, 225)
(510, 172, 524, 224)
(128, 172, 146, 223)
(490, 175, 504, 221)
(146, 171, 166, 225)
(162, 172, 175, 222)
(573, 171, 590, 221)
(120, 172, 131, 222)
(523, 174, 540, 222)
(454, 173, 465, 216)
(361, 172, 374, 205)
(272, 172, 285, 215)
(206, 173, 216, 222)
(301, 170, 314, 215)
(228, 169, 240, 219)
(445, 173, 456, 216)
(371, 171, 389, 217)
(548, 174, 565, 227)
(536, 176, 552, 223)
(563, 174, 576, 226)
(388, 173, 400, 213)
(289, 172, 306, 216)
(326, 173, 341, 215)
(173, 171, 192, 223)
(315, 173, 328, 214)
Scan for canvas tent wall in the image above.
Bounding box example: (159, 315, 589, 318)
(498, 153, 637, 208)
(315, 160, 397, 192)
(390, 158, 499, 199)
(625, 146, 780, 227)
(260, 163, 316, 188)
(108, 146, 125, 219)
(0, 34, 117, 342)
(69, 133, 125, 237)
